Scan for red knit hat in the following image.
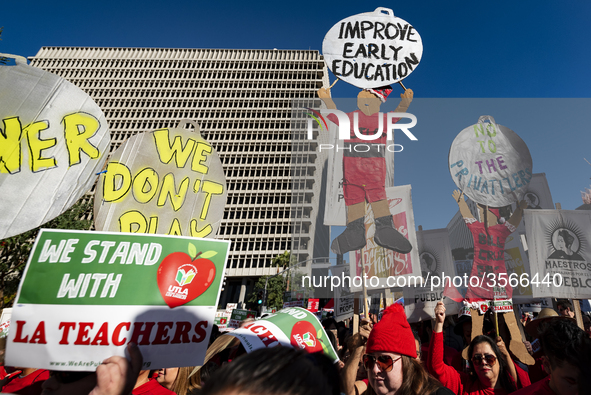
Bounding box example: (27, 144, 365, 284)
(365, 303, 417, 358)
(367, 85, 393, 103)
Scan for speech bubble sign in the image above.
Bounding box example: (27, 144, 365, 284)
(0, 55, 110, 239)
(94, 120, 227, 238)
(448, 116, 533, 207)
(322, 7, 423, 89)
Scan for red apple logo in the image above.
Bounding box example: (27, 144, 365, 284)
(157, 243, 217, 308)
(290, 321, 324, 353)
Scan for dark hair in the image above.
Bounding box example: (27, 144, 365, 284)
(540, 318, 587, 369)
(325, 329, 338, 351)
(200, 346, 340, 395)
(557, 230, 575, 248)
(578, 338, 591, 395)
(365, 355, 443, 395)
(412, 330, 421, 358)
(556, 299, 573, 312)
(468, 335, 516, 392)
(322, 318, 337, 330)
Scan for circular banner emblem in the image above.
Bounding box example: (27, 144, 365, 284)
(0, 55, 110, 239)
(448, 116, 532, 207)
(322, 7, 423, 89)
(94, 120, 227, 238)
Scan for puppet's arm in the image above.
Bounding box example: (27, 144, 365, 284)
(453, 190, 475, 220)
(507, 200, 527, 228)
(317, 88, 336, 110)
(393, 88, 413, 112)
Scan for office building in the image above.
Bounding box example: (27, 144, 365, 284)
(29, 47, 329, 306)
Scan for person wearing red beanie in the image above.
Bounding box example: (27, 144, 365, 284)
(342, 303, 453, 395)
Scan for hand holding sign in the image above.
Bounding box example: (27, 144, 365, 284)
(322, 8, 423, 89)
(90, 343, 143, 395)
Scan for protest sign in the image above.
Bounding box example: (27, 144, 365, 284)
(225, 303, 238, 314)
(370, 292, 386, 315)
(404, 228, 459, 322)
(525, 210, 591, 299)
(0, 55, 110, 239)
(503, 173, 554, 303)
(322, 8, 423, 89)
(0, 308, 11, 339)
(214, 311, 230, 331)
(307, 298, 320, 312)
(228, 307, 339, 363)
(331, 265, 354, 322)
(228, 309, 256, 329)
(94, 119, 226, 238)
(520, 173, 554, 211)
(449, 116, 532, 207)
(349, 185, 420, 291)
(6, 229, 230, 371)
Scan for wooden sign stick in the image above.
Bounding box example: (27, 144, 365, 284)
(361, 251, 371, 320)
(495, 310, 499, 336)
(353, 293, 360, 335)
(329, 78, 339, 90)
(398, 81, 407, 91)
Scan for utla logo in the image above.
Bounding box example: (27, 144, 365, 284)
(176, 266, 196, 286)
(157, 243, 218, 308)
(298, 332, 317, 348)
(290, 321, 324, 353)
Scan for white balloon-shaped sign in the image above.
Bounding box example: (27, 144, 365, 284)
(322, 7, 423, 89)
(0, 54, 110, 239)
(448, 116, 533, 207)
(94, 120, 227, 238)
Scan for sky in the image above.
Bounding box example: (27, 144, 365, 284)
(2, 0, 591, 231)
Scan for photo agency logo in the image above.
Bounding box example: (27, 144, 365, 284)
(305, 108, 418, 153)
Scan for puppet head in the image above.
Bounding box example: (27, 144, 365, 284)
(357, 86, 391, 116)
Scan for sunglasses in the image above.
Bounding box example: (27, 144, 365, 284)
(471, 354, 497, 366)
(362, 354, 401, 372)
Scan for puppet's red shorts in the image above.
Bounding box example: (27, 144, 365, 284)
(343, 156, 387, 206)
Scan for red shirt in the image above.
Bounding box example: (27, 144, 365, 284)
(132, 379, 176, 395)
(421, 341, 464, 373)
(428, 331, 527, 395)
(1, 369, 50, 395)
(511, 377, 555, 395)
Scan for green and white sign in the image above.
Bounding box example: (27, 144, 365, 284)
(6, 229, 230, 371)
(228, 307, 339, 363)
(228, 309, 256, 329)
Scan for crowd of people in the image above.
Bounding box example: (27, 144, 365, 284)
(0, 299, 589, 395)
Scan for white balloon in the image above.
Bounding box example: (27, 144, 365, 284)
(94, 120, 227, 238)
(322, 8, 423, 89)
(448, 116, 533, 207)
(0, 57, 110, 239)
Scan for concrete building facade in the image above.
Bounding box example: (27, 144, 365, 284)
(29, 47, 329, 307)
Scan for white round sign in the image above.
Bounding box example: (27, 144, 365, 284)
(0, 55, 110, 239)
(322, 7, 423, 89)
(94, 120, 227, 238)
(448, 116, 533, 207)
